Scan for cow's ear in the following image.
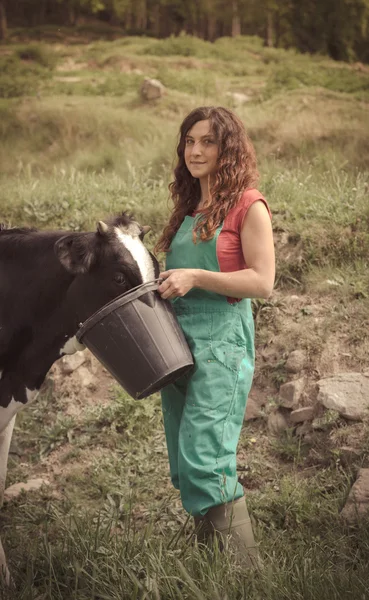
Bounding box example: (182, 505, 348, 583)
(55, 234, 95, 275)
(97, 221, 109, 235)
(139, 225, 151, 240)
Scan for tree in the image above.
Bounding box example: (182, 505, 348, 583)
(0, 0, 7, 41)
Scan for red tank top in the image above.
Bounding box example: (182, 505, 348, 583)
(193, 188, 271, 303)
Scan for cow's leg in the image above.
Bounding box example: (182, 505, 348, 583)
(0, 416, 16, 585)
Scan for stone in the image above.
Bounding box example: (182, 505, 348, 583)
(290, 406, 315, 424)
(285, 350, 307, 373)
(341, 468, 369, 523)
(295, 421, 311, 438)
(267, 409, 289, 436)
(140, 78, 165, 101)
(225, 92, 251, 105)
(53, 76, 82, 83)
(318, 372, 369, 421)
(339, 446, 361, 467)
(60, 350, 86, 374)
(4, 478, 50, 502)
(312, 409, 340, 431)
(245, 396, 262, 420)
(279, 378, 305, 409)
(75, 366, 97, 390)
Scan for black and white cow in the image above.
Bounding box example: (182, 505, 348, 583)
(0, 213, 159, 583)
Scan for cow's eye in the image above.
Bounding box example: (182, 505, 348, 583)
(114, 273, 126, 285)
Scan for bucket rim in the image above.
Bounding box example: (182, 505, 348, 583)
(76, 279, 161, 342)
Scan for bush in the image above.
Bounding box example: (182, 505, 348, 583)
(0, 74, 37, 98)
(0, 54, 51, 98)
(49, 72, 144, 97)
(155, 64, 217, 95)
(15, 43, 58, 69)
(142, 33, 215, 58)
(264, 62, 369, 99)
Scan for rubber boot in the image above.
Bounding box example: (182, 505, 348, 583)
(206, 497, 259, 568)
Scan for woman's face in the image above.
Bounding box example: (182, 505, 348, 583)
(184, 119, 219, 182)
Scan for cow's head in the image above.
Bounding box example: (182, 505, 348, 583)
(54, 213, 160, 324)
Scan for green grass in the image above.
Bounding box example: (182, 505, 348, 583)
(1, 29, 369, 599)
(3, 380, 369, 599)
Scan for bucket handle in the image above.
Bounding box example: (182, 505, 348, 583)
(77, 278, 164, 329)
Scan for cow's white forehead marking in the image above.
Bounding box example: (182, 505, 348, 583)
(115, 226, 155, 283)
(60, 336, 85, 356)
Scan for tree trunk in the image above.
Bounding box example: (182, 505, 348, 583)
(151, 3, 160, 37)
(207, 15, 217, 41)
(265, 10, 274, 47)
(125, 9, 133, 32)
(136, 0, 147, 32)
(231, 0, 241, 37)
(0, 0, 7, 41)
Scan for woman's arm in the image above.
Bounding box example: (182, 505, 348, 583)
(158, 201, 275, 300)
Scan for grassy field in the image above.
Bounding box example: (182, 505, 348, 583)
(1, 31, 369, 599)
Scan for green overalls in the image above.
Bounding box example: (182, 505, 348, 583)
(161, 214, 255, 517)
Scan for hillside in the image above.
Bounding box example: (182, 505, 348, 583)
(1, 32, 369, 599)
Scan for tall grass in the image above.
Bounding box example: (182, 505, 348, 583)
(3, 384, 369, 599)
(1, 31, 369, 599)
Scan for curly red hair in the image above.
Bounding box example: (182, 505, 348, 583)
(155, 106, 259, 253)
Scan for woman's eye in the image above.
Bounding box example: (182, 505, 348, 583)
(114, 273, 125, 284)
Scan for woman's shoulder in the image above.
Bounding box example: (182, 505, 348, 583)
(237, 187, 267, 209)
(225, 188, 271, 232)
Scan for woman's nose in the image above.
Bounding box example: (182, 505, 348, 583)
(191, 141, 202, 156)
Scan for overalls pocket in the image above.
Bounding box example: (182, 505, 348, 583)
(210, 311, 246, 373)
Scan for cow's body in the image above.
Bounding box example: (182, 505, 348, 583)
(0, 214, 159, 583)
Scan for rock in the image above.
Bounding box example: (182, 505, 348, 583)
(140, 78, 165, 101)
(318, 372, 369, 421)
(285, 350, 307, 373)
(87, 352, 102, 375)
(339, 446, 361, 467)
(295, 421, 311, 438)
(54, 76, 82, 83)
(60, 350, 86, 374)
(312, 409, 340, 431)
(75, 366, 97, 390)
(4, 478, 50, 502)
(245, 396, 262, 420)
(225, 92, 251, 105)
(290, 406, 315, 424)
(279, 378, 305, 409)
(267, 409, 289, 436)
(244, 388, 266, 421)
(341, 468, 369, 523)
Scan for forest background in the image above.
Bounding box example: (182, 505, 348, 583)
(0, 0, 369, 597)
(1, 0, 369, 63)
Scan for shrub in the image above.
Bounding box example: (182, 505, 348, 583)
(15, 43, 58, 69)
(0, 54, 51, 98)
(264, 63, 369, 99)
(155, 64, 217, 95)
(0, 74, 37, 98)
(142, 33, 215, 58)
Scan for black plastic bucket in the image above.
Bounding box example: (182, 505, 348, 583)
(76, 280, 194, 399)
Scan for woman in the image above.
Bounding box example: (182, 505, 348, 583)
(156, 106, 275, 566)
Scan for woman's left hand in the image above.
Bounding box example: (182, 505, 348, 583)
(158, 269, 198, 300)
